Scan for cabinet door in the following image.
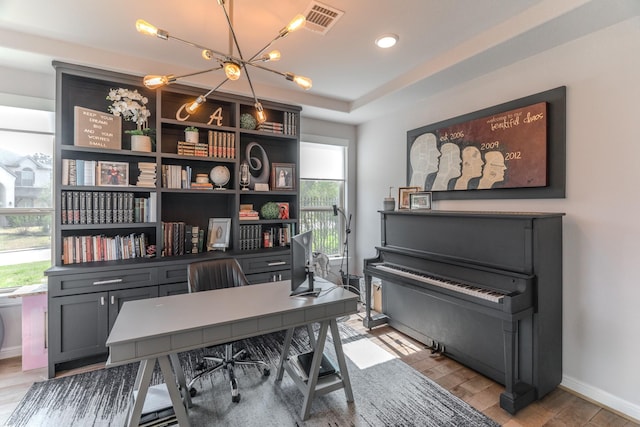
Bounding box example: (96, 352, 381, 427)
(49, 292, 109, 364)
(107, 286, 159, 329)
(159, 282, 188, 297)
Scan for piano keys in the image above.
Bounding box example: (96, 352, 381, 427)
(363, 210, 564, 414)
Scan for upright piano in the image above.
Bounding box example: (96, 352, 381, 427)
(363, 210, 563, 414)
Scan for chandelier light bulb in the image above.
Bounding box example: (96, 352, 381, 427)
(186, 96, 207, 115)
(224, 61, 242, 81)
(293, 75, 312, 90)
(286, 14, 306, 33)
(266, 50, 281, 61)
(136, 19, 168, 40)
(255, 103, 267, 124)
(202, 49, 214, 60)
(285, 72, 312, 90)
(136, 19, 157, 36)
(143, 74, 175, 89)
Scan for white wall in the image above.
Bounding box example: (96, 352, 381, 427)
(355, 17, 640, 419)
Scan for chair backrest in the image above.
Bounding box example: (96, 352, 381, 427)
(188, 258, 249, 293)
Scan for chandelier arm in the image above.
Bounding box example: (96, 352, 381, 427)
(175, 66, 224, 80)
(247, 63, 286, 78)
(169, 35, 228, 62)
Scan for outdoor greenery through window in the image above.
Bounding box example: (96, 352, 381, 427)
(299, 142, 345, 257)
(0, 105, 54, 290)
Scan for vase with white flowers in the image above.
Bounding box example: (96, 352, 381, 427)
(106, 87, 154, 152)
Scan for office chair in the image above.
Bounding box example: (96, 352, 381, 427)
(185, 258, 271, 403)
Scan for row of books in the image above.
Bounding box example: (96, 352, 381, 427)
(61, 232, 150, 265)
(263, 225, 292, 248)
(253, 113, 297, 135)
(61, 159, 97, 186)
(162, 165, 193, 189)
(61, 191, 156, 225)
(162, 222, 205, 257)
(208, 131, 235, 159)
(239, 224, 292, 251)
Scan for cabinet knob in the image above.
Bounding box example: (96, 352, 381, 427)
(111, 295, 115, 305)
(100, 296, 105, 306)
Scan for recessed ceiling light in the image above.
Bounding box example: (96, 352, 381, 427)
(375, 34, 398, 49)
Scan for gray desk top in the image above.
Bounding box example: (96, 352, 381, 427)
(106, 279, 358, 365)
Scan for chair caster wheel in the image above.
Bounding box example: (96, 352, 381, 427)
(189, 387, 197, 397)
(232, 393, 241, 403)
(263, 368, 271, 377)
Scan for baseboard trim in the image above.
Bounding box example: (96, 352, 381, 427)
(562, 375, 640, 423)
(0, 345, 21, 360)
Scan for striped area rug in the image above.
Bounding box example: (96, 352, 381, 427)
(7, 323, 499, 426)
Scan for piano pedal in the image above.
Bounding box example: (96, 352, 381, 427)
(429, 341, 445, 356)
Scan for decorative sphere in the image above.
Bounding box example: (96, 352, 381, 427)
(260, 202, 280, 219)
(240, 113, 257, 130)
(210, 165, 230, 188)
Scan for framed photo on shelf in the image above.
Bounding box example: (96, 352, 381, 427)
(398, 186, 421, 209)
(97, 161, 129, 187)
(410, 192, 432, 210)
(207, 218, 231, 251)
(271, 163, 295, 190)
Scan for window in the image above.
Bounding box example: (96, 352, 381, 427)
(299, 142, 346, 257)
(0, 104, 54, 290)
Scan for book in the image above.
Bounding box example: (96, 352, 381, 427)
(294, 351, 336, 380)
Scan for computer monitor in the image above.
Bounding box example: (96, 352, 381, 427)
(290, 230, 320, 297)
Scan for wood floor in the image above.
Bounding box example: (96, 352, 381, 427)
(0, 310, 637, 426)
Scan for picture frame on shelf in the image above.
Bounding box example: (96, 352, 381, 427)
(398, 186, 420, 209)
(97, 161, 129, 187)
(271, 163, 295, 190)
(410, 192, 432, 210)
(277, 202, 290, 219)
(207, 218, 231, 251)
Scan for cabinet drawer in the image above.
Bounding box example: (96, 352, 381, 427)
(242, 253, 291, 274)
(49, 268, 157, 297)
(157, 264, 188, 284)
(246, 269, 291, 285)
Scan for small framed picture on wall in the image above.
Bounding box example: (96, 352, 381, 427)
(398, 186, 420, 209)
(410, 192, 432, 210)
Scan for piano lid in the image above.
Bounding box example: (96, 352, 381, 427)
(380, 210, 564, 274)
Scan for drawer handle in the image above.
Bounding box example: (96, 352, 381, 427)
(267, 261, 286, 266)
(92, 278, 123, 285)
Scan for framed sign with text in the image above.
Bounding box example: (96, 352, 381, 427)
(407, 86, 566, 200)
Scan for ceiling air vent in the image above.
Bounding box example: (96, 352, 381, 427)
(303, 1, 344, 35)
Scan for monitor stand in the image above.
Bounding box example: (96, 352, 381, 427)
(290, 272, 321, 297)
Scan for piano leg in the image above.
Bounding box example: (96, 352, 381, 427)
(362, 273, 389, 329)
(500, 319, 536, 414)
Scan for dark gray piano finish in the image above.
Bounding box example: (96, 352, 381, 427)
(363, 210, 563, 414)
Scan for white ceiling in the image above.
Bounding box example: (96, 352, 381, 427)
(0, 0, 638, 124)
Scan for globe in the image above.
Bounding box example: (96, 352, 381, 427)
(210, 165, 230, 190)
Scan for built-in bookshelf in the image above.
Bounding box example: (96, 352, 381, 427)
(45, 61, 300, 378)
(51, 61, 300, 267)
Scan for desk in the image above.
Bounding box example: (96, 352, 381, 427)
(106, 279, 358, 426)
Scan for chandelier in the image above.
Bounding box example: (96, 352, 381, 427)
(135, 0, 312, 124)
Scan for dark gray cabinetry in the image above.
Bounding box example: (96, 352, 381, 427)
(47, 61, 300, 377)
